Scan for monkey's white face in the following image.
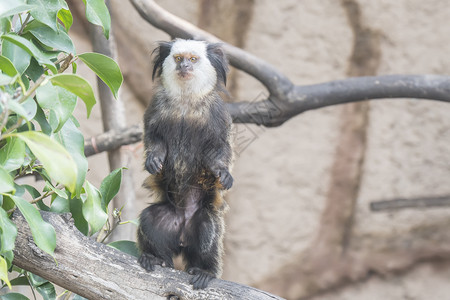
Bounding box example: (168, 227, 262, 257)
(161, 40, 217, 99)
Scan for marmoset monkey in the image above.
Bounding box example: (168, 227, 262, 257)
(137, 39, 233, 290)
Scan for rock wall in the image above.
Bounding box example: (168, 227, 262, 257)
(71, 0, 450, 299)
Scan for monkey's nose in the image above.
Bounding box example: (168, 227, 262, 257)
(180, 63, 193, 72)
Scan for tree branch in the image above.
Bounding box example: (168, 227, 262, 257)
(11, 210, 284, 300)
(129, 0, 450, 126)
(228, 74, 450, 126)
(370, 195, 450, 212)
(84, 73, 450, 156)
(88, 1, 137, 241)
(82, 1, 450, 158)
(84, 124, 143, 157)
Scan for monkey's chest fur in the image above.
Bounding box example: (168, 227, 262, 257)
(154, 99, 228, 191)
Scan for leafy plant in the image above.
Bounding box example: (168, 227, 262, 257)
(0, 0, 130, 298)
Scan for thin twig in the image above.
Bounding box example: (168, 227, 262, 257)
(58, 54, 75, 73)
(30, 190, 56, 204)
(370, 195, 450, 212)
(18, 13, 31, 35)
(0, 93, 10, 132)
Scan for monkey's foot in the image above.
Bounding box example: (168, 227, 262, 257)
(187, 267, 215, 289)
(138, 253, 165, 272)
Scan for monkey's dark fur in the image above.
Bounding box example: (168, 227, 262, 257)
(137, 39, 233, 290)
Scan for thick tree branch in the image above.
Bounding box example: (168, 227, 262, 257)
(229, 74, 450, 126)
(11, 210, 283, 300)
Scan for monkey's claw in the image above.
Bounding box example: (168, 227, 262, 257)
(217, 169, 233, 190)
(187, 267, 215, 289)
(145, 154, 164, 174)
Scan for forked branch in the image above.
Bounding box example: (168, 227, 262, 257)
(130, 0, 450, 127)
(85, 1, 450, 155)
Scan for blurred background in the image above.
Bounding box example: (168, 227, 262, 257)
(68, 0, 450, 299)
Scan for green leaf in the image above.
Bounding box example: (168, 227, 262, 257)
(10, 276, 29, 286)
(70, 196, 88, 235)
(78, 52, 122, 99)
(1, 34, 57, 74)
(8, 96, 37, 121)
(50, 195, 69, 213)
(44, 182, 68, 199)
(0, 55, 18, 77)
(0, 255, 11, 289)
(108, 240, 139, 258)
(49, 74, 96, 117)
(9, 195, 56, 256)
(21, 73, 30, 90)
(0, 166, 15, 193)
(14, 184, 26, 198)
(36, 282, 57, 300)
(28, 0, 63, 32)
(0, 292, 30, 300)
(83, 181, 108, 235)
(0, 137, 26, 172)
(0, 73, 14, 85)
(0, 16, 12, 36)
(15, 131, 77, 193)
(1, 197, 14, 215)
(0, 207, 17, 253)
(28, 273, 57, 300)
(34, 105, 52, 135)
(0, 0, 35, 19)
(82, 0, 110, 39)
(2, 250, 13, 269)
(54, 119, 87, 196)
(25, 57, 44, 82)
(99, 167, 123, 211)
(22, 97, 37, 120)
(1, 39, 31, 74)
(28, 273, 47, 287)
(71, 61, 77, 73)
(36, 81, 77, 132)
(26, 21, 75, 54)
(22, 184, 41, 199)
(57, 8, 73, 32)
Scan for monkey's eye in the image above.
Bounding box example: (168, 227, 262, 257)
(174, 56, 182, 62)
(190, 56, 198, 62)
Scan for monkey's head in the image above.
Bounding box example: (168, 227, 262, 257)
(152, 39, 228, 98)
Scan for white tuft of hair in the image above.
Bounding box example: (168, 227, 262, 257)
(161, 39, 217, 99)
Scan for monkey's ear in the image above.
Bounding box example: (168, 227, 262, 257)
(152, 41, 173, 81)
(207, 43, 229, 86)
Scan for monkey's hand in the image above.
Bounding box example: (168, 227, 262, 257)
(138, 252, 167, 272)
(187, 267, 215, 290)
(214, 169, 233, 190)
(145, 151, 165, 174)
